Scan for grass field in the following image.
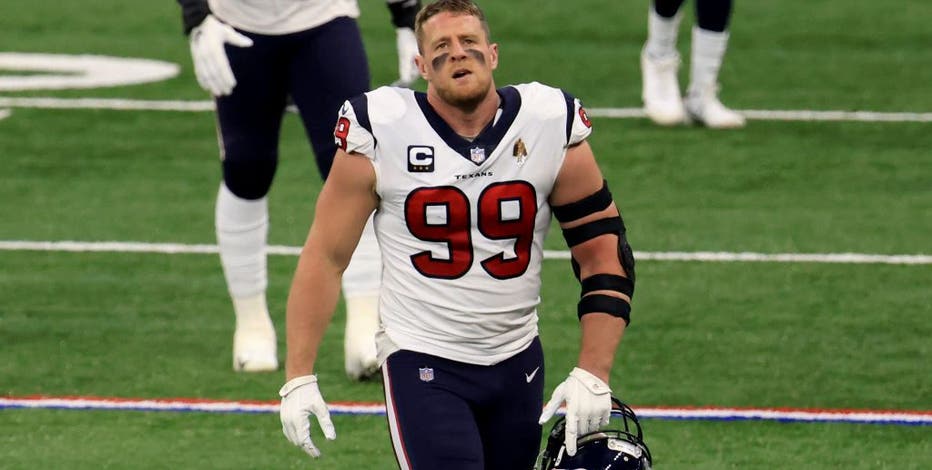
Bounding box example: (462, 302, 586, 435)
(1, 0, 930, 468)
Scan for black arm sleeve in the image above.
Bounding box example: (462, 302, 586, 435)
(386, 0, 421, 29)
(177, 0, 210, 35)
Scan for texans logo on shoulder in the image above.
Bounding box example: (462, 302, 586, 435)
(334, 117, 351, 150)
(579, 107, 592, 128)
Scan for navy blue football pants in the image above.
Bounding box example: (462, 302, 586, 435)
(654, 0, 733, 32)
(382, 338, 545, 470)
(215, 16, 370, 200)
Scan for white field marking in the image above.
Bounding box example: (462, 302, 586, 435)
(0, 53, 179, 91)
(586, 107, 932, 123)
(736, 109, 932, 123)
(0, 96, 213, 112)
(2, 396, 930, 425)
(1, 240, 930, 265)
(0, 108, 10, 120)
(0, 97, 931, 123)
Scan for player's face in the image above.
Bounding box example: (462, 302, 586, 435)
(416, 12, 498, 109)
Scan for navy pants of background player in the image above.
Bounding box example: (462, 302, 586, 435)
(215, 16, 370, 200)
(383, 337, 545, 470)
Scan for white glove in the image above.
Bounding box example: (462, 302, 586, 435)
(189, 14, 253, 96)
(538, 367, 612, 457)
(279, 375, 336, 458)
(391, 27, 420, 88)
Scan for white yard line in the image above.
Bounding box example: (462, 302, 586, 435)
(734, 109, 932, 123)
(1, 240, 929, 265)
(0, 96, 930, 123)
(586, 107, 932, 123)
(0, 96, 214, 111)
(2, 395, 930, 425)
(0, 108, 11, 120)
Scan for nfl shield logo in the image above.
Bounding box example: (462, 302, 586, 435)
(470, 147, 486, 164)
(419, 367, 435, 382)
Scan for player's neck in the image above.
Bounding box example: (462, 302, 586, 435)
(427, 86, 500, 140)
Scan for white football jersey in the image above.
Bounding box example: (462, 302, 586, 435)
(208, 0, 359, 35)
(337, 82, 593, 365)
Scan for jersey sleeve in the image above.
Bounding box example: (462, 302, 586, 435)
(334, 95, 376, 158)
(386, 0, 419, 29)
(563, 92, 593, 147)
(177, 0, 209, 35)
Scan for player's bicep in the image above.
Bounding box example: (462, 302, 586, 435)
(551, 141, 616, 220)
(304, 149, 378, 271)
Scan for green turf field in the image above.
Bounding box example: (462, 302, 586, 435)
(1, 0, 930, 468)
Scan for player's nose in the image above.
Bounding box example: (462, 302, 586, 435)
(449, 40, 469, 58)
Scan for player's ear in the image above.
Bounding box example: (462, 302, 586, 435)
(489, 43, 499, 71)
(415, 53, 430, 80)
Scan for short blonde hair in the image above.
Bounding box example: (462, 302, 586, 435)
(414, 0, 491, 52)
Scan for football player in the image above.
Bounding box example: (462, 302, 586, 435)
(175, 0, 422, 377)
(278, 1, 640, 468)
(641, 0, 746, 128)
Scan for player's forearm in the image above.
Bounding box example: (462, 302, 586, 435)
(577, 313, 626, 385)
(571, 236, 630, 385)
(284, 250, 343, 380)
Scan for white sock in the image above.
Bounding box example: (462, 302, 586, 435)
(688, 26, 730, 95)
(645, 6, 683, 59)
(345, 295, 379, 336)
(341, 214, 382, 299)
(342, 216, 381, 379)
(343, 293, 379, 379)
(215, 182, 269, 299)
(232, 292, 272, 330)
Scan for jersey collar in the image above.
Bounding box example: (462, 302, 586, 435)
(415, 86, 521, 166)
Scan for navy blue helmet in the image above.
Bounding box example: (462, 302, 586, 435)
(537, 397, 652, 470)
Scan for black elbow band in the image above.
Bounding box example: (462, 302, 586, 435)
(581, 273, 634, 298)
(388, 0, 421, 29)
(552, 180, 612, 223)
(578, 294, 631, 324)
(178, 0, 211, 35)
(565, 215, 636, 291)
(562, 216, 623, 247)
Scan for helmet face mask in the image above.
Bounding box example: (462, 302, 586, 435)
(537, 397, 653, 470)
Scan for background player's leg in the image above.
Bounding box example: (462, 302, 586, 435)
(685, 0, 746, 128)
(342, 214, 382, 380)
(215, 32, 289, 372)
(288, 17, 382, 381)
(641, 0, 688, 125)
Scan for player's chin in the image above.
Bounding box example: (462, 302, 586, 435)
(449, 91, 485, 109)
(445, 81, 488, 106)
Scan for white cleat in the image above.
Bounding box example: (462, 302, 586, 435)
(641, 49, 687, 126)
(685, 85, 746, 129)
(344, 296, 380, 381)
(233, 324, 278, 372)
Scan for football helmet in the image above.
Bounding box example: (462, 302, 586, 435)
(537, 396, 652, 470)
